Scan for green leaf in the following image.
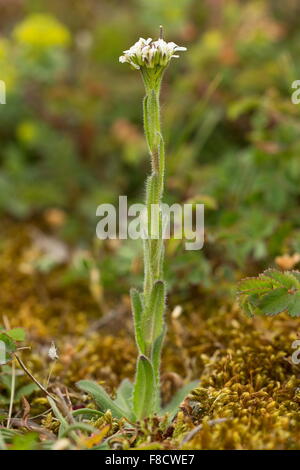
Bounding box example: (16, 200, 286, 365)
(0, 428, 20, 446)
(76, 380, 128, 420)
(162, 380, 199, 420)
(287, 292, 300, 317)
(15, 383, 38, 401)
(237, 277, 273, 294)
(151, 328, 166, 411)
(239, 294, 259, 317)
(130, 289, 145, 354)
(72, 408, 103, 418)
(0, 333, 16, 365)
(143, 238, 152, 297)
(142, 280, 166, 353)
(146, 173, 160, 207)
(114, 379, 135, 420)
(48, 396, 68, 437)
(263, 269, 300, 289)
(11, 432, 38, 450)
(238, 270, 300, 318)
(133, 355, 156, 420)
(152, 329, 165, 381)
(6, 328, 26, 342)
(258, 288, 292, 316)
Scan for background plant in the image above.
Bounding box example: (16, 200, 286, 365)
(1, 0, 300, 298)
(238, 269, 300, 317)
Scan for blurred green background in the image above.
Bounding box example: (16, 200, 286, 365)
(1, 0, 300, 301)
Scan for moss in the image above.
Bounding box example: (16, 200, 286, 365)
(1, 221, 300, 449)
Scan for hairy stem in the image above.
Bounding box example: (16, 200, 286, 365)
(132, 68, 167, 416)
(142, 77, 165, 299)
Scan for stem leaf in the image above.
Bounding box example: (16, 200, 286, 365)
(152, 327, 166, 411)
(133, 355, 156, 420)
(142, 280, 166, 351)
(130, 288, 145, 353)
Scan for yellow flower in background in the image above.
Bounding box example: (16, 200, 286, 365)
(202, 30, 223, 55)
(16, 121, 39, 144)
(13, 14, 71, 49)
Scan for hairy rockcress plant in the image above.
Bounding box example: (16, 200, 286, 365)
(77, 29, 198, 422)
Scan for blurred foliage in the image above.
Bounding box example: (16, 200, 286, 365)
(1, 0, 300, 297)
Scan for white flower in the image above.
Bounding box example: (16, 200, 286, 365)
(48, 341, 59, 361)
(119, 37, 187, 70)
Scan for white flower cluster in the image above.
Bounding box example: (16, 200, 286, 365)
(48, 341, 59, 361)
(119, 37, 187, 70)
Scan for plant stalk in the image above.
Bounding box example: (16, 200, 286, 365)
(132, 67, 167, 418)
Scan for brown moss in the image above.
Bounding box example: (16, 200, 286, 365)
(1, 221, 300, 449)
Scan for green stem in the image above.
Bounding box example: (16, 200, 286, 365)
(132, 67, 167, 418)
(142, 74, 165, 297)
